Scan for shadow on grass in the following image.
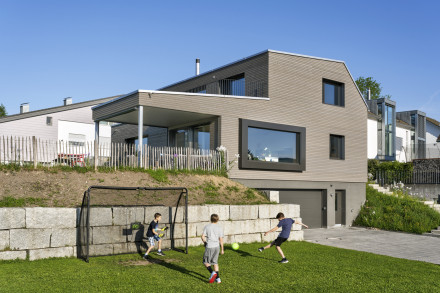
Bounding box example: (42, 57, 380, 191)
(147, 257, 207, 283)
(224, 246, 276, 262)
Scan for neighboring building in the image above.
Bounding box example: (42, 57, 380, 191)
(426, 117, 440, 158)
(366, 98, 396, 161)
(92, 49, 368, 228)
(396, 110, 427, 161)
(366, 96, 432, 162)
(0, 97, 117, 160)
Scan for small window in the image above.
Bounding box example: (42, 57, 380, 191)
(330, 134, 345, 160)
(46, 116, 53, 126)
(323, 79, 344, 107)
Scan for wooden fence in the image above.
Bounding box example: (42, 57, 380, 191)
(0, 136, 225, 171)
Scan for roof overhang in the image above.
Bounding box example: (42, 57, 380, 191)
(92, 90, 270, 128)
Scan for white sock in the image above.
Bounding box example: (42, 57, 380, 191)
(158, 249, 161, 252)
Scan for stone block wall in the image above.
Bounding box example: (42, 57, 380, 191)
(0, 204, 303, 261)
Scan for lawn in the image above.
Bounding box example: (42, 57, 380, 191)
(1, 242, 439, 292)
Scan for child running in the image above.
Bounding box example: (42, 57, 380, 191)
(201, 213, 224, 284)
(258, 212, 308, 263)
(143, 213, 165, 259)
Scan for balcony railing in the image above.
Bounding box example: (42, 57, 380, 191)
(188, 79, 266, 98)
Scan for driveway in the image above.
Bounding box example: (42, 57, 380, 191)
(304, 227, 440, 265)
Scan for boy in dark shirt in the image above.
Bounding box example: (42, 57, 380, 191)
(258, 212, 308, 263)
(143, 213, 165, 259)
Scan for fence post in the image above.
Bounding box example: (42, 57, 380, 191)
(94, 139, 98, 171)
(32, 136, 37, 169)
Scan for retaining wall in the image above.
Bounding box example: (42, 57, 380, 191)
(0, 204, 302, 261)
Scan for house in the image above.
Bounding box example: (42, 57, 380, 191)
(426, 117, 440, 158)
(91, 50, 368, 228)
(0, 96, 117, 163)
(366, 96, 429, 162)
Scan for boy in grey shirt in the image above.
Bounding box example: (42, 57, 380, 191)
(201, 213, 224, 284)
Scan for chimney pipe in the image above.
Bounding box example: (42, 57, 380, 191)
(64, 97, 72, 106)
(196, 58, 200, 76)
(367, 88, 371, 100)
(20, 103, 29, 114)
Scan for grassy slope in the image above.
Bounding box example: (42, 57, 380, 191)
(1, 242, 439, 292)
(354, 185, 440, 234)
(0, 166, 269, 207)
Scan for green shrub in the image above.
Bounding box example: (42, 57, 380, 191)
(354, 185, 440, 234)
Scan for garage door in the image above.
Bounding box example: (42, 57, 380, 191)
(279, 190, 326, 228)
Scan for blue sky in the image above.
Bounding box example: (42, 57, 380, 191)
(1, 1, 439, 120)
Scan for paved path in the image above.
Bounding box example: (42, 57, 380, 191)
(304, 227, 440, 265)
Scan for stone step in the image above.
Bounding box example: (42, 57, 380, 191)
(424, 232, 440, 238)
(431, 230, 440, 235)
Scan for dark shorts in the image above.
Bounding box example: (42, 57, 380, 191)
(271, 237, 288, 247)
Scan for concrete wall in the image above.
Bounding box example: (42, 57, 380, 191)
(0, 204, 303, 261)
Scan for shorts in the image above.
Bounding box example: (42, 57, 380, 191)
(148, 236, 160, 247)
(271, 237, 288, 247)
(203, 246, 220, 265)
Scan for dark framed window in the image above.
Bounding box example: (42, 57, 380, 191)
(239, 119, 306, 171)
(330, 134, 345, 160)
(323, 79, 345, 107)
(46, 116, 53, 126)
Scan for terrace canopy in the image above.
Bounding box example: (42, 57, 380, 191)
(91, 90, 269, 167)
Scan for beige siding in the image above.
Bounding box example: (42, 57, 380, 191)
(93, 52, 367, 183)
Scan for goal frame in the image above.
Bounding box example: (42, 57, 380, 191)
(78, 185, 188, 262)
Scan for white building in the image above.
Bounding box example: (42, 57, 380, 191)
(0, 96, 117, 163)
(426, 117, 440, 159)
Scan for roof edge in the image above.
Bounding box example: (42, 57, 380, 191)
(92, 90, 270, 110)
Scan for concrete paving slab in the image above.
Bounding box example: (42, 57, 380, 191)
(304, 227, 440, 265)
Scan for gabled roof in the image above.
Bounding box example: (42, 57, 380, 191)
(0, 95, 121, 124)
(158, 49, 368, 109)
(427, 116, 440, 127)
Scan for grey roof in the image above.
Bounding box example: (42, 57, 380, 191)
(0, 95, 121, 124)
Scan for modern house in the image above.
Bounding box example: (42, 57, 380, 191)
(366, 96, 431, 162)
(426, 117, 440, 158)
(91, 50, 368, 228)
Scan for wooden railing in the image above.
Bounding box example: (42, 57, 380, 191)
(0, 136, 225, 171)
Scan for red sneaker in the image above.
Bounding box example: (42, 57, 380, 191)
(209, 272, 218, 283)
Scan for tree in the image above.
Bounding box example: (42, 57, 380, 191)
(355, 76, 391, 100)
(0, 103, 6, 117)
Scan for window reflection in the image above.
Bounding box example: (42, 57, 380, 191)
(247, 127, 297, 163)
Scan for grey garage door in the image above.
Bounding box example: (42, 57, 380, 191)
(279, 190, 326, 228)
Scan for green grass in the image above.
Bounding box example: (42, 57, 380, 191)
(0, 164, 227, 179)
(354, 185, 440, 234)
(0, 196, 47, 207)
(1, 242, 439, 292)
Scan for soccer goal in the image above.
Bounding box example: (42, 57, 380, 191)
(77, 186, 188, 262)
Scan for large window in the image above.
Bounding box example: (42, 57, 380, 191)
(330, 134, 345, 160)
(239, 119, 306, 171)
(323, 79, 344, 107)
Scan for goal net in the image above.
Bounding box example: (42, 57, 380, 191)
(78, 186, 188, 262)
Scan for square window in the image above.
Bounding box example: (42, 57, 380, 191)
(239, 119, 306, 171)
(323, 79, 344, 107)
(330, 134, 345, 160)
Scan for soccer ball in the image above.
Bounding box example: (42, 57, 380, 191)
(232, 243, 239, 250)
